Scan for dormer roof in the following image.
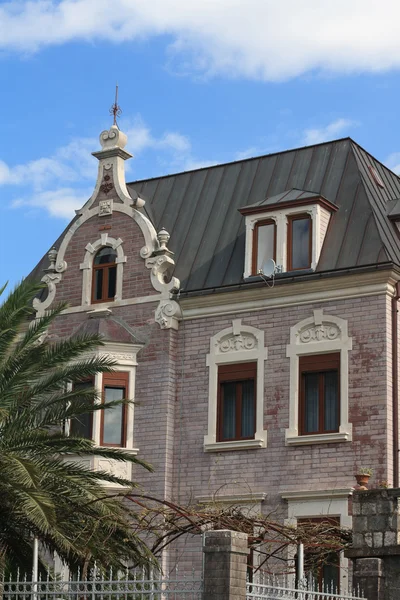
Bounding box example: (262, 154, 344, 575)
(239, 188, 338, 216)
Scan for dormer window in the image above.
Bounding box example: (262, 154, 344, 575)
(252, 219, 276, 275)
(239, 188, 338, 279)
(92, 247, 117, 303)
(287, 214, 312, 271)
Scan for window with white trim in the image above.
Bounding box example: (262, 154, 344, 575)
(285, 309, 352, 445)
(283, 489, 353, 593)
(204, 319, 268, 452)
(79, 233, 127, 306)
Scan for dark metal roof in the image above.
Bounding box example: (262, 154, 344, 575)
(245, 188, 323, 209)
(128, 138, 400, 291)
(29, 137, 400, 294)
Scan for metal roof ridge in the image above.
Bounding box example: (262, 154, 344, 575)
(127, 137, 354, 186)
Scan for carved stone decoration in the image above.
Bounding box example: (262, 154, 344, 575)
(298, 324, 341, 343)
(155, 299, 182, 330)
(33, 272, 62, 317)
(99, 199, 113, 216)
(217, 333, 258, 353)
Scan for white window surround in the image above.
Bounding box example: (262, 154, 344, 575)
(285, 309, 353, 446)
(243, 203, 331, 279)
(79, 233, 127, 306)
(204, 319, 268, 452)
(282, 488, 353, 591)
(69, 341, 141, 487)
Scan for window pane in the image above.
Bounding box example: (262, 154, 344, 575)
(304, 373, 319, 433)
(94, 269, 103, 300)
(324, 371, 339, 431)
(103, 386, 124, 445)
(241, 379, 255, 437)
(291, 218, 311, 270)
(221, 382, 236, 440)
(70, 381, 92, 439)
(94, 247, 117, 265)
(322, 558, 339, 593)
(108, 266, 117, 299)
(257, 223, 275, 273)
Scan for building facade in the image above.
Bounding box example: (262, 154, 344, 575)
(29, 123, 400, 585)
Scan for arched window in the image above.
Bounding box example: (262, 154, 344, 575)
(92, 247, 118, 303)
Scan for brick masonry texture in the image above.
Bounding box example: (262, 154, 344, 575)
(55, 210, 154, 307)
(42, 206, 397, 544)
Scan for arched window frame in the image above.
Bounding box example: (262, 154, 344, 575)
(91, 246, 118, 304)
(79, 233, 127, 306)
(285, 309, 353, 445)
(204, 319, 268, 452)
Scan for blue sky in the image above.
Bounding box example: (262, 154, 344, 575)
(2, 0, 400, 287)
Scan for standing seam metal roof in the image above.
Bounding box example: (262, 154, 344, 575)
(28, 137, 400, 294)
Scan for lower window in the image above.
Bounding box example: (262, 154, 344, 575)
(297, 517, 340, 593)
(70, 379, 94, 439)
(217, 362, 256, 442)
(100, 372, 128, 447)
(299, 353, 340, 435)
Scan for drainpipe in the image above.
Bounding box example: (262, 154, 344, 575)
(392, 282, 400, 488)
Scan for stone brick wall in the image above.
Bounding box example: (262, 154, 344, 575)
(346, 489, 400, 600)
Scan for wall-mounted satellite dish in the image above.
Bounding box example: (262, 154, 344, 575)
(259, 258, 276, 278)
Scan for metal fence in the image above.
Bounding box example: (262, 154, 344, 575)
(3, 570, 203, 600)
(246, 580, 366, 600)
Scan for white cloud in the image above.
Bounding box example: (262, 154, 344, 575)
(385, 152, 400, 175)
(12, 187, 92, 219)
(2, 1, 400, 80)
(6, 116, 197, 218)
(302, 119, 356, 145)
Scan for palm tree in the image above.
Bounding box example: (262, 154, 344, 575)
(0, 280, 154, 580)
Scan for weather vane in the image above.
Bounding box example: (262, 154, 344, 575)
(110, 84, 122, 126)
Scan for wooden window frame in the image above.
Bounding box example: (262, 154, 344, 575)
(100, 372, 129, 447)
(299, 353, 340, 436)
(252, 219, 277, 275)
(91, 249, 117, 304)
(217, 362, 257, 442)
(70, 379, 94, 440)
(287, 213, 312, 271)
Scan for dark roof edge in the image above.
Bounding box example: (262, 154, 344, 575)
(350, 140, 400, 181)
(239, 196, 338, 216)
(127, 137, 354, 186)
(176, 261, 399, 298)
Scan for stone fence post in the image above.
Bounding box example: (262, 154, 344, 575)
(203, 530, 249, 600)
(345, 489, 400, 600)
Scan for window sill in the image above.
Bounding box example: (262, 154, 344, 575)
(204, 438, 267, 452)
(285, 431, 351, 446)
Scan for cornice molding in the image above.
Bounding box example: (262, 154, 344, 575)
(196, 492, 267, 504)
(282, 488, 354, 501)
(180, 270, 398, 320)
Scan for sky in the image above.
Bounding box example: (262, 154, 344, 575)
(2, 0, 400, 287)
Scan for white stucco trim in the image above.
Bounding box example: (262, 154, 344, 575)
(69, 341, 143, 487)
(79, 233, 127, 306)
(204, 319, 268, 452)
(283, 488, 353, 591)
(285, 309, 353, 445)
(244, 203, 331, 278)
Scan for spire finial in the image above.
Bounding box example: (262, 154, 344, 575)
(109, 84, 122, 127)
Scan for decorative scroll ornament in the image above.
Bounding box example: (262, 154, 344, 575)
(155, 300, 182, 330)
(217, 333, 258, 353)
(33, 248, 63, 317)
(298, 324, 340, 343)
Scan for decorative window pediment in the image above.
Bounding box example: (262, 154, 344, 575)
(204, 319, 268, 452)
(239, 188, 338, 278)
(285, 309, 352, 445)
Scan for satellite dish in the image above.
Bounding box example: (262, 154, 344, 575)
(259, 258, 276, 278)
